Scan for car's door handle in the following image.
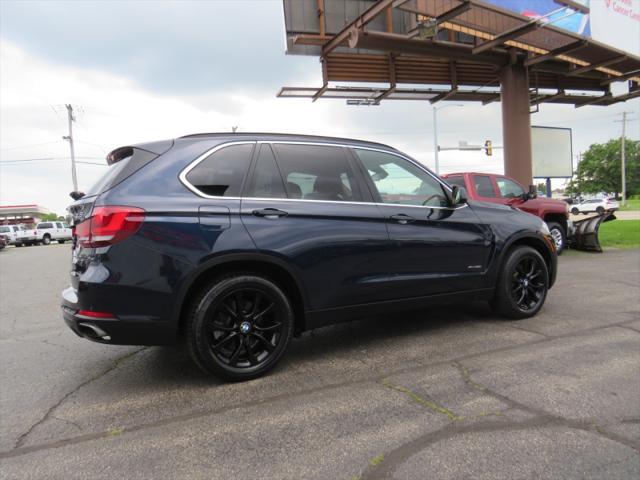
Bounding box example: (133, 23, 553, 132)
(252, 208, 288, 219)
(390, 214, 415, 225)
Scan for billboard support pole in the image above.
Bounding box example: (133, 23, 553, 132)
(546, 177, 552, 198)
(500, 63, 533, 188)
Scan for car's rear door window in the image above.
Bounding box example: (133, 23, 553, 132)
(272, 144, 362, 202)
(353, 149, 448, 207)
(38, 223, 53, 229)
(473, 175, 497, 198)
(185, 143, 254, 197)
(244, 144, 287, 199)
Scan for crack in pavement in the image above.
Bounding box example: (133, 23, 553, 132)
(1, 318, 639, 460)
(360, 359, 640, 479)
(11, 347, 147, 450)
(379, 379, 462, 421)
(617, 325, 640, 335)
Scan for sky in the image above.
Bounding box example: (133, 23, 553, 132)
(1, 0, 639, 216)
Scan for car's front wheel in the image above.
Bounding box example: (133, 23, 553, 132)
(186, 274, 294, 381)
(571, 207, 579, 215)
(491, 246, 549, 319)
(596, 206, 605, 215)
(547, 222, 566, 255)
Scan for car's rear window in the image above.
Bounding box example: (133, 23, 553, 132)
(84, 147, 160, 197)
(185, 144, 254, 197)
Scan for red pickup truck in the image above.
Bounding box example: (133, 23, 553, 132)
(442, 172, 570, 253)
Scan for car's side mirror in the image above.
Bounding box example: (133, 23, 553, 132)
(451, 185, 468, 206)
(526, 185, 537, 200)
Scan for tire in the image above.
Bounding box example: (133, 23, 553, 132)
(596, 206, 605, 215)
(58, 240, 65, 244)
(491, 246, 549, 320)
(42, 235, 51, 245)
(547, 222, 566, 255)
(571, 207, 579, 215)
(15, 243, 22, 247)
(186, 274, 294, 381)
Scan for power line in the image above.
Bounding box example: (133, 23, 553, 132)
(0, 141, 60, 151)
(0, 156, 104, 164)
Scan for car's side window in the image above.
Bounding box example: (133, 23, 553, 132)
(272, 144, 362, 202)
(56, 222, 63, 228)
(38, 223, 52, 229)
(496, 177, 525, 199)
(473, 175, 497, 198)
(244, 144, 286, 199)
(353, 149, 448, 207)
(185, 143, 254, 197)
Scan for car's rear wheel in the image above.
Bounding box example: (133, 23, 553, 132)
(491, 246, 549, 319)
(58, 240, 65, 244)
(596, 206, 605, 215)
(547, 222, 566, 255)
(571, 207, 579, 215)
(186, 274, 294, 381)
(42, 235, 51, 245)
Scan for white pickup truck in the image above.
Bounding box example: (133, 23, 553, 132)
(0, 224, 39, 246)
(35, 221, 73, 245)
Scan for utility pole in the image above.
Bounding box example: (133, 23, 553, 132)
(615, 111, 635, 207)
(63, 104, 78, 192)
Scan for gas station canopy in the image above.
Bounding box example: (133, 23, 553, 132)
(279, 0, 640, 106)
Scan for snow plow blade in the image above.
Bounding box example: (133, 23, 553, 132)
(569, 213, 616, 253)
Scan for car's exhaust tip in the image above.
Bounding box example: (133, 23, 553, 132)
(77, 322, 111, 341)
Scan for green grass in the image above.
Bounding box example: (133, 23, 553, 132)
(598, 220, 640, 249)
(620, 198, 640, 211)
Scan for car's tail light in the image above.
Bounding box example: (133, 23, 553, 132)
(75, 206, 145, 248)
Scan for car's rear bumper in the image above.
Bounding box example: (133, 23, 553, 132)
(61, 286, 176, 346)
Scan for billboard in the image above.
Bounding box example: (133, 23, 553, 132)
(485, 0, 591, 35)
(590, 0, 640, 56)
(532, 127, 573, 179)
(486, 0, 640, 56)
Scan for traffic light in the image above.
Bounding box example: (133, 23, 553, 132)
(484, 140, 492, 156)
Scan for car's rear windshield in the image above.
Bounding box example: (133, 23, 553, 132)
(84, 147, 159, 197)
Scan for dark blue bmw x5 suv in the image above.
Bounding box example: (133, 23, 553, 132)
(62, 133, 557, 380)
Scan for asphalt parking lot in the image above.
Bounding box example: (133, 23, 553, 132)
(0, 244, 638, 479)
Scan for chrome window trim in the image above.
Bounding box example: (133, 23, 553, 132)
(179, 139, 465, 210)
(178, 141, 257, 199)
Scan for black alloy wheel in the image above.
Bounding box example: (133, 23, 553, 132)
(509, 255, 546, 312)
(491, 246, 549, 319)
(186, 274, 294, 381)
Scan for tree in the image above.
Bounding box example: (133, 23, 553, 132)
(536, 182, 547, 195)
(40, 213, 59, 221)
(566, 138, 639, 198)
